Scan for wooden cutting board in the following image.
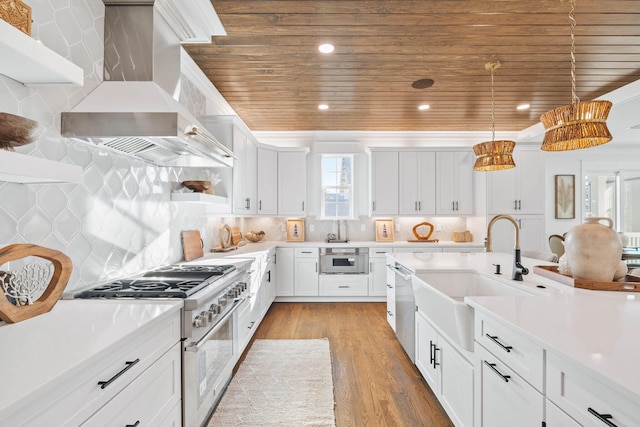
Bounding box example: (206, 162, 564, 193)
(181, 230, 204, 261)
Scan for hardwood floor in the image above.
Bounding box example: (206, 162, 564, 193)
(240, 302, 454, 427)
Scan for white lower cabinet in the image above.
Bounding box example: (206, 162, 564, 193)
(546, 352, 640, 427)
(276, 247, 294, 296)
(319, 274, 368, 296)
(416, 311, 473, 427)
(475, 344, 543, 427)
(294, 248, 319, 296)
(82, 344, 181, 426)
(369, 248, 392, 296)
(546, 399, 581, 427)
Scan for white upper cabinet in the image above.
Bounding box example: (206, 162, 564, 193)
(487, 147, 544, 215)
(278, 151, 307, 216)
(399, 152, 436, 215)
(371, 151, 399, 216)
(257, 147, 278, 215)
(203, 116, 258, 215)
(436, 151, 475, 215)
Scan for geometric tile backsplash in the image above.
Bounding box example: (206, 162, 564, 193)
(0, 1, 472, 293)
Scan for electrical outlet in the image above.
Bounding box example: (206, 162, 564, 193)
(395, 223, 400, 232)
(309, 224, 315, 232)
(360, 224, 366, 232)
(436, 223, 442, 232)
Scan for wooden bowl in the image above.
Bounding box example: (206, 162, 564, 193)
(182, 180, 213, 194)
(245, 231, 265, 242)
(0, 112, 43, 151)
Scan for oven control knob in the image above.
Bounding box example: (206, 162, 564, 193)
(193, 314, 205, 328)
(218, 295, 228, 306)
(199, 311, 209, 326)
(240, 282, 247, 291)
(206, 310, 214, 322)
(209, 303, 221, 314)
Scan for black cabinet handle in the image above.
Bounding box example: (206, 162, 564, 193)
(486, 334, 513, 353)
(429, 341, 435, 365)
(588, 408, 618, 427)
(259, 200, 262, 210)
(98, 358, 140, 389)
(433, 346, 440, 367)
(125, 422, 140, 427)
(267, 270, 271, 283)
(484, 361, 510, 382)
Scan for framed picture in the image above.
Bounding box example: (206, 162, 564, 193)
(375, 219, 395, 242)
(286, 219, 305, 242)
(555, 175, 575, 219)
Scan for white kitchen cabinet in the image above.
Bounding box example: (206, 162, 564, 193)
(416, 311, 473, 427)
(203, 116, 258, 215)
(547, 352, 640, 427)
(399, 151, 436, 215)
(275, 247, 295, 296)
(487, 147, 544, 215)
(265, 249, 277, 305)
(371, 150, 399, 215)
(475, 344, 543, 427)
(81, 344, 181, 427)
(489, 214, 545, 253)
(437, 151, 475, 215)
(386, 261, 396, 331)
(294, 248, 319, 296)
(319, 274, 368, 296)
(257, 147, 278, 215)
(278, 151, 307, 216)
(369, 248, 392, 297)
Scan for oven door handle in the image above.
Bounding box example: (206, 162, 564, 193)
(387, 265, 413, 280)
(185, 298, 245, 352)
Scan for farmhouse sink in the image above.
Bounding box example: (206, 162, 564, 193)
(412, 271, 537, 351)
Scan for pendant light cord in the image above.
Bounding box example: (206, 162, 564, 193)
(569, 0, 580, 104)
(490, 66, 496, 142)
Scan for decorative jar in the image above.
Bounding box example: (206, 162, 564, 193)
(564, 217, 622, 282)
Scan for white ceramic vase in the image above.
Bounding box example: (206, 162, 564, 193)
(564, 217, 622, 282)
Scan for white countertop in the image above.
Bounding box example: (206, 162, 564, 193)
(390, 251, 640, 403)
(0, 300, 182, 413)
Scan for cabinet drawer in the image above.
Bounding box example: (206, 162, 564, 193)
(21, 311, 181, 427)
(294, 248, 319, 257)
(82, 344, 182, 426)
(319, 275, 368, 296)
(475, 344, 543, 427)
(475, 312, 543, 392)
(369, 247, 393, 257)
(547, 352, 640, 427)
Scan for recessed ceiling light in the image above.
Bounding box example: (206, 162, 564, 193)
(318, 44, 334, 54)
(418, 104, 430, 110)
(318, 104, 329, 110)
(517, 103, 531, 111)
(412, 78, 435, 89)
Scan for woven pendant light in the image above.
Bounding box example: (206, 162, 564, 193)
(473, 60, 516, 171)
(540, 0, 612, 151)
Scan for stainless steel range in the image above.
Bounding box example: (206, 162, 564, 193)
(73, 261, 250, 427)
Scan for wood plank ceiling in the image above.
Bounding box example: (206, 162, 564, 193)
(184, 0, 640, 132)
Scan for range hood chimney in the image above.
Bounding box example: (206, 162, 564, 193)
(61, 0, 234, 167)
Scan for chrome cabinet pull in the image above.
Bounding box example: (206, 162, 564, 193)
(259, 200, 262, 210)
(588, 408, 618, 427)
(98, 359, 140, 389)
(338, 285, 350, 288)
(302, 201, 305, 211)
(514, 199, 518, 210)
(452, 201, 455, 210)
(518, 200, 522, 210)
(372, 201, 376, 211)
(484, 361, 510, 382)
(455, 201, 459, 211)
(418, 201, 421, 211)
(485, 334, 513, 352)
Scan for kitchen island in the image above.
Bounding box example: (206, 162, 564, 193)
(389, 251, 640, 427)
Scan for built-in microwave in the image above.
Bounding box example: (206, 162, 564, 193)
(319, 247, 369, 274)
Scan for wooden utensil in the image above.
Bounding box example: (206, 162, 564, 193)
(219, 224, 233, 249)
(181, 230, 204, 261)
(0, 244, 72, 323)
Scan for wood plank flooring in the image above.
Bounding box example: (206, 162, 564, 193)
(239, 302, 454, 427)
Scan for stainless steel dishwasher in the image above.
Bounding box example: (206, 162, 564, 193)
(388, 262, 415, 363)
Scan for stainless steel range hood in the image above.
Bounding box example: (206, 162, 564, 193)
(61, 1, 234, 167)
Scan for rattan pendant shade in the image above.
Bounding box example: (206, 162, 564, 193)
(540, 0, 612, 151)
(472, 60, 515, 172)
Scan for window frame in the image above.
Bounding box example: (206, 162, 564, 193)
(319, 153, 355, 220)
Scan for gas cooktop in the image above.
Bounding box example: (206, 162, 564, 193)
(75, 264, 236, 299)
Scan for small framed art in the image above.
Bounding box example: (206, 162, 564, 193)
(375, 219, 395, 242)
(286, 219, 305, 242)
(555, 174, 575, 219)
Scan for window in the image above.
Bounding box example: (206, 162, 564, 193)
(321, 154, 353, 219)
(584, 171, 640, 243)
